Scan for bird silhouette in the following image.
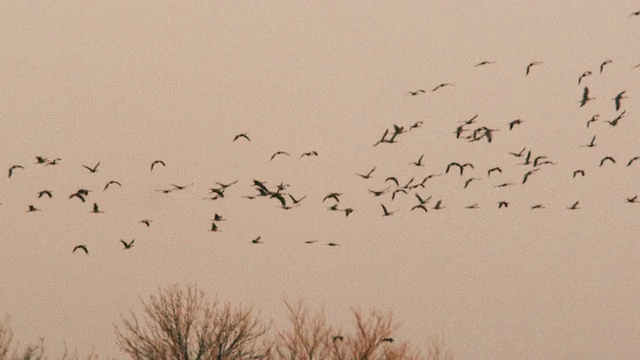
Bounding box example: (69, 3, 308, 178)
(579, 87, 595, 107)
(599, 156, 615, 167)
(233, 133, 250, 142)
(326, 242, 340, 247)
(568, 201, 580, 210)
(463, 177, 480, 189)
(73, 245, 88, 254)
(586, 114, 599, 128)
(626, 196, 638, 203)
(356, 166, 376, 179)
(432, 83, 453, 92)
(409, 154, 425, 167)
(140, 220, 152, 227)
(606, 110, 625, 126)
(522, 169, 539, 184)
(104, 180, 121, 191)
(531, 204, 545, 209)
(368, 187, 389, 197)
(251, 236, 262, 244)
(69, 192, 86, 202)
(578, 71, 592, 84)
(573, 170, 585, 178)
(27, 205, 40, 212)
(209, 222, 219, 232)
(212, 213, 226, 222)
(465, 203, 479, 209)
(498, 201, 509, 208)
(433, 200, 445, 210)
(613, 90, 626, 111)
(8, 165, 24, 178)
(627, 156, 640, 166)
(171, 183, 193, 190)
(526, 61, 542, 75)
(474, 61, 494, 67)
(150, 160, 165, 171)
(300, 151, 318, 158)
(92, 203, 103, 213)
(289, 194, 307, 204)
(508, 147, 526, 157)
(270, 151, 290, 161)
(323, 193, 342, 203)
(381, 204, 397, 216)
(600, 59, 612, 73)
(37, 190, 53, 199)
(82, 162, 100, 173)
(581, 135, 596, 148)
(407, 90, 426, 96)
(411, 204, 428, 212)
(120, 239, 135, 249)
(508, 119, 523, 130)
(630, 10, 640, 17)
(487, 167, 502, 177)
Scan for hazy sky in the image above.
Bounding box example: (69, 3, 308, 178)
(1, 2, 640, 359)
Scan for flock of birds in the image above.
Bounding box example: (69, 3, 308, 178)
(2, 52, 640, 255)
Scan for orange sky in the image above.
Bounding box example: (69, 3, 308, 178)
(1, 2, 640, 359)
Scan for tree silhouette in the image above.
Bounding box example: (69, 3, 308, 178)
(115, 284, 270, 360)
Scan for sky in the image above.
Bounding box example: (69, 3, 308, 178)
(1, 1, 640, 359)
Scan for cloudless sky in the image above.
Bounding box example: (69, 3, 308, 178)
(1, 2, 640, 359)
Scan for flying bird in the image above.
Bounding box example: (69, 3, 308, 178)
(586, 114, 599, 128)
(579, 87, 595, 107)
(140, 220, 152, 227)
(508, 119, 523, 130)
(91, 203, 103, 213)
(300, 151, 318, 158)
(568, 201, 580, 210)
(27, 205, 40, 212)
(522, 169, 539, 184)
(630, 10, 640, 17)
(356, 166, 376, 179)
(82, 162, 100, 173)
(251, 236, 262, 244)
(73, 245, 88, 254)
(487, 167, 502, 177)
(474, 61, 494, 67)
(599, 156, 615, 167)
(150, 160, 165, 171)
(104, 180, 121, 191)
(606, 110, 625, 126)
(613, 90, 626, 111)
(323, 193, 342, 203)
(626, 196, 638, 203)
(526, 61, 542, 75)
(627, 156, 640, 166)
(407, 89, 426, 96)
(120, 239, 135, 249)
(233, 133, 250, 142)
(381, 204, 397, 217)
(498, 201, 509, 208)
(600, 59, 612, 73)
(209, 222, 219, 232)
(37, 190, 53, 199)
(573, 170, 585, 178)
(581, 135, 596, 148)
(326, 242, 340, 247)
(433, 200, 445, 210)
(463, 177, 480, 189)
(409, 154, 425, 167)
(531, 204, 545, 209)
(432, 83, 453, 92)
(578, 71, 592, 84)
(270, 151, 290, 161)
(171, 183, 193, 190)
(8, 165, 24, 178)
(508, 147, 526, 157)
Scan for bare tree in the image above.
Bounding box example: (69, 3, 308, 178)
(0, 318, 100, 360)
(115, 283, 270, 360)
(274, 300, 426, 360)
